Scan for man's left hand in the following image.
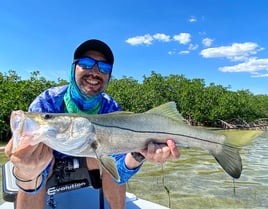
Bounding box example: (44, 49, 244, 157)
(140, 138, 180, 163)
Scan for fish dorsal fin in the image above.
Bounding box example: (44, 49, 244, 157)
(146, 102, 185, 124)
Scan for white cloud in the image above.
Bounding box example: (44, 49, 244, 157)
(125, 33, 268, 77)
(173, 33, 191, 45)
(200, 42, 268, 76)
(198, 31, 207, 36)
(188, 43, 198, 51)
(179, 50, 190, 55)
(200, 42, 262, 61)
(153, 33, 170, 42)
(253, 73, 268, 77)
(188, 16, 197, 23)
(168, 49, 191, 55)
(125, 33, 171, 46)
(202, 38, 213, 47)
(126, 33, 191, 46)
(219, 58, 268, 77)
(168, 51, 175, 55)
(125, 34, 154, 46)
(168, 49, 178, 55)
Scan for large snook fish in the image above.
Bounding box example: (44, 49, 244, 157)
(10, 102, 261, 181)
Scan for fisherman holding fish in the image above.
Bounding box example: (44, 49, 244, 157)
(5, 39, 180, 209)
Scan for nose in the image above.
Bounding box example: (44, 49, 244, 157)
(91, 63, 101, 74)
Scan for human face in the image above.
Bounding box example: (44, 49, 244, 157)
(75, 51, 110, 97)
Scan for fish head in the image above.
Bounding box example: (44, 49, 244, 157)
(10, 111, 96, 154)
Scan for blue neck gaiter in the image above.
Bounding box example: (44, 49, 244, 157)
(63, 64, 102, 114)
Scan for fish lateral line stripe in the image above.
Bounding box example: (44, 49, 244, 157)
(91, 122, 226, 146)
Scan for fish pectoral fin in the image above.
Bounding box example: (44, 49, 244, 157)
(99, 155, 120, 182)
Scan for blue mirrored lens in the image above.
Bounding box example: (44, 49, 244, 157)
(98, 62, 112, 74)
(77, 58, 95, 69)
(77, 57, 112, 74)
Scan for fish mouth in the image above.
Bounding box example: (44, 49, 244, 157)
(10, 111, 25, 133)
(11, 111, 40, 136)
(10, 111, 22, 152)
(11, 111, 27, 137)
(10, 111, 42, 151)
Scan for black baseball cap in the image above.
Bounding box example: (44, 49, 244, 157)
(74, 39, 114, 65)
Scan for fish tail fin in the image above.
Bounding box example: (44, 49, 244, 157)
(218, 129, 262, 146)
(210, 144, 242, 179)
(99, 155, 120, 182)
(211, 129, 261, 179)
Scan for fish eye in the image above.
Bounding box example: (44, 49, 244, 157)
(43, 114, 53, 120)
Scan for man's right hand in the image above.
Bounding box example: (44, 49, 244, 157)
(5, 137, 53, 189)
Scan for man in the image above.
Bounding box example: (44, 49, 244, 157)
(5, 39, 179, 209)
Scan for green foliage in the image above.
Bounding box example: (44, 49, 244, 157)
(106, 76, 141, 111)
(108, 72, 268, 126)
(1, 70, 268, 142)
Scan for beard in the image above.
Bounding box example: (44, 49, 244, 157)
(77, 74, 106, 97)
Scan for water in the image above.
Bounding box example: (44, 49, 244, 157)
(127, 136, 268, 209)
(0, 135, 267, 208)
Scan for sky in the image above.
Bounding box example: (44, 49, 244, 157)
(1, 0, 268, 95)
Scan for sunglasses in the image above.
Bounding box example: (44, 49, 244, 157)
(74, 57, 112, 74)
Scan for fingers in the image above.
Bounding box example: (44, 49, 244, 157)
(166, 139, 180, 159)
(32, 143, 53, 165)
(140, 138, 180, 164)
(5, 135, 53, 180)
(8, 142, 53, 179)
(13, 143, 53, 165)
(5, 138, 14, 158)
(5, 135, 35, 158)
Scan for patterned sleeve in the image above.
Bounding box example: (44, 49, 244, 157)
(28, 86, 67, 113)
(112, 154, 142, 184)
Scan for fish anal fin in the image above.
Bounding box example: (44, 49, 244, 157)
(99, 155, 120, 182)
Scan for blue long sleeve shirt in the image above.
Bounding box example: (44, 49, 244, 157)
(29, 85, 141, 184)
